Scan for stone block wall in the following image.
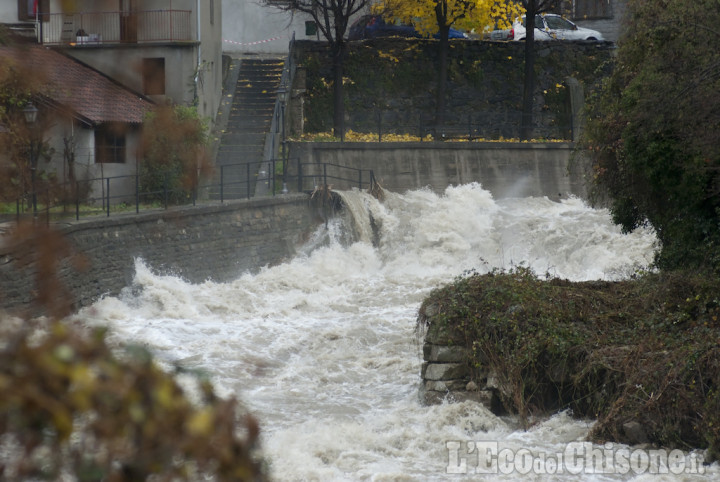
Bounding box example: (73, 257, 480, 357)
(419, 302, 499, 409)
(0, 194, 323, 316)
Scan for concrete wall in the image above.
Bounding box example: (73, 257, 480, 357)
(221, 0, 316, 55)
(0, 2, 18, 20)
(0, 194, 323, 315)
(288, 142, 589, 200)
(39, 113, 142, 206)
(572, 0, 628, 43)
(1, 141, 591, 316)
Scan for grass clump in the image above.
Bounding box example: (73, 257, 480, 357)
(418, 267, 720, 458)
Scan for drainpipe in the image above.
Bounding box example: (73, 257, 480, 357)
(195, 0, 202, 106)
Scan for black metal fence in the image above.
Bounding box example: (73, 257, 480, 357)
(10, 159, 376, 224)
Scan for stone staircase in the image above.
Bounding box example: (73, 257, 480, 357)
(214, 57, 284, 199)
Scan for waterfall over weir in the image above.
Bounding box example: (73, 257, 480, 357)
(79, 184, 718, 480)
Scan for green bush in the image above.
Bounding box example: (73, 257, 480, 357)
(138, 105, 211, 204)
(584, 0, 720, 272)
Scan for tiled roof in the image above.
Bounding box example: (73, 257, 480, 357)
(0, 45, 153, 125)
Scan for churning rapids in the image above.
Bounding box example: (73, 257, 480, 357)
(77, 183, 718, 480)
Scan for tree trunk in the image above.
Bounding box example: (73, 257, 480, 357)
(332, 43, 346, 139)
(435, 27, 450, 127)
(520, 11, 536, 140)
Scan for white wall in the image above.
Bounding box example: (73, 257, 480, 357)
(197, 0, 223, 125)
(0, 3, 18, 21)
(46, 118, 139, 178)
(221, 0, 312, 54)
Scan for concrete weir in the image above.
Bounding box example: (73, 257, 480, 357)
(288, 141, 589, 201)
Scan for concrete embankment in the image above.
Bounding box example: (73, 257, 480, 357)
(288, 142, 588, 200)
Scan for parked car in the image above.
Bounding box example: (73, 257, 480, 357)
(348, 15, 468, 40)
(497, 14, 604, 41)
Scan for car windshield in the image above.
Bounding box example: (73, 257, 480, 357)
(522, 15, 545, 28)
(545, 16, 575, 30)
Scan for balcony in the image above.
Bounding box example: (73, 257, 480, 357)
(38, 10, 193, 46)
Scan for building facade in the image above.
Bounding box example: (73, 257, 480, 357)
(0, 0, 223, 203)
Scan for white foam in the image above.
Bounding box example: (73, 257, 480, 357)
(77, 184, 717, 480)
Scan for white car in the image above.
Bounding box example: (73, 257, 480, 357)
(509, 14, 604, 41)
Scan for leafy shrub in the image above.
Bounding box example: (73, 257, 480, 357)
(584, 0, 720, 272)
(138, 105, 211, 205)
(0, 318, 264, 481)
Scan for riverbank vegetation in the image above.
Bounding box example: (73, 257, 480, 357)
(584, 0, 720, 273)
(417, 0, 720, 457)
(419, 267, 720, 459)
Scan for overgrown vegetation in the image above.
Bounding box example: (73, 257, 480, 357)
(0, 42, 54, 207)
(419, 267, 720, 459)
(0, 319, 264, 480)
(299, 40, 610, 137)
(138, 104, 212, 204)
(584, 0, 720, 272)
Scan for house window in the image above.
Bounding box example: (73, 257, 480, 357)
(95, 124, 126, 164)
(573, 0, 613, 19)
(142, 58, 165, 96)
(210, 0, 215, 25)
(18, 0, 49, 21)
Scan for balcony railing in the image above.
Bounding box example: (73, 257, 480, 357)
(38, 10, 193, 46)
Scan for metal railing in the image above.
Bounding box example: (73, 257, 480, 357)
(266, 33, 297, 188)
(38, 10, 192, 45)
(296, 162, 377, 193)
(10, 159, 376, 224)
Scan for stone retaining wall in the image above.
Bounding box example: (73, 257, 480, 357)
(0, 194, 323, 315)
(418, 302, 502, 412)
(293, 39, 614, 138)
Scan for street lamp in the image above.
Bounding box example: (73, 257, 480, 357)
(23, 103, 38, 124)
(23, 102, 39, 217)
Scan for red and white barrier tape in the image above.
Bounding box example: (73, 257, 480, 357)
(223, 36, 283, 46)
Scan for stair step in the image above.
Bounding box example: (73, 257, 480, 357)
(216, 57, 284, 191)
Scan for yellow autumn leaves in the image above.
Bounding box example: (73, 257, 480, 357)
(294, 130, 567, 143)
(378, 0, 524, 35)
